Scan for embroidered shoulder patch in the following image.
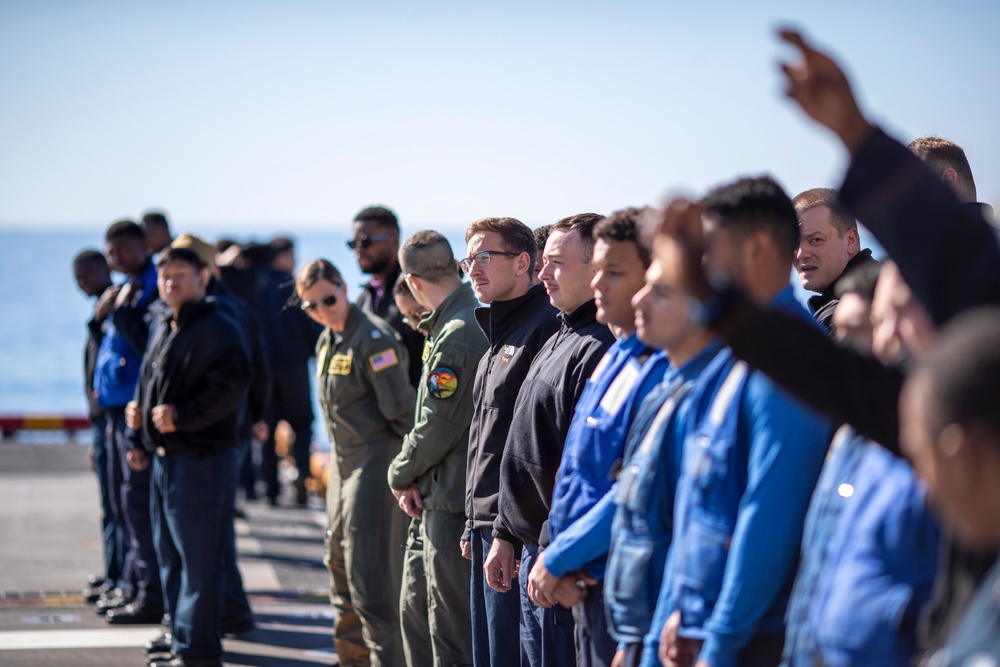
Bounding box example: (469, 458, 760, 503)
(427, 366, 458, 399)
(369, 349, 399, 373)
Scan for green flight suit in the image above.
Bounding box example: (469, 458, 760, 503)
(318, 305, 415, 667)
(387, 282, 488, 667)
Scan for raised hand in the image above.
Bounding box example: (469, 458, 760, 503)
(777, 29, 873, 153)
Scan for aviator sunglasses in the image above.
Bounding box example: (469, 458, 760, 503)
(346, 233, 392, 250)
(300, 284, 342, 312)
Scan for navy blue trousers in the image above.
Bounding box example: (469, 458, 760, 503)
(519, 544, 576, 667)
(152, 446, 238, 660)
(470, 527, 523, 667)
(92, 414, 123, 587)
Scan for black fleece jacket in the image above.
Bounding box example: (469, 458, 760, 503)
(136, 298, 251, 454)
(492, 299, 614, 550)
(465, 284, 559, 541)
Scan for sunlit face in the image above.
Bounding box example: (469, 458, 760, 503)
(832, 292, 873, 353)
(538, 229, 597, 314)
(394, 292, 428, 334)
(590, 238, 647, 333)
(632, 239, 698, 352)
(298, 278, 349, 330)
(351, 219, 398, 276)
(465, 230, 521, 304)
(157, 259, 208, 311)
(105, 235, 149, 276)
(871, 262, 935, 364)
(795, 205, 857, 293)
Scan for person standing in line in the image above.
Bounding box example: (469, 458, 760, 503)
(74, 249, 120, 601)
(350, 205, 425, 387)
(297, 258, 414, 667)
(486, 213, 616, 667)
(462, 216, 559, 667)
(388, 231, 488, 667)
(256, 237, 322, 506)
(92, 220, 164, 623)
(525, 208, 659, 667)
(128, 247, 251, 667)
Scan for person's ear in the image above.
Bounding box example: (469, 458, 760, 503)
(941, 167, 959, 193)
(938, 421, 982, 488)
(514, 251, 531, 277)
(846, 227, 859, 253)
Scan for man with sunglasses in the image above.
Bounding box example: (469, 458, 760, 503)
(462, 217, 560, 667)
(351, 206, 425, 387)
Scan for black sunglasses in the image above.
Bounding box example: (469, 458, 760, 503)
(300, 292, 339, 312)
(346, 232, 392, 250)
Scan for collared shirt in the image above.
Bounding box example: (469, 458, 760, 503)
(642, 286, 833, 667)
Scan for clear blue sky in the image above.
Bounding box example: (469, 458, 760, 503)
(1, 0, 997, 232)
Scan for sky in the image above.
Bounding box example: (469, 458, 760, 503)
(1, 0, 998, 233)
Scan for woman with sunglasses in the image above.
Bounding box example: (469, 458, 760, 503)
(296, 258, 415, 667)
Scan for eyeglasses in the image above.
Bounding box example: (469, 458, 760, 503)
(300, 289, 340, 312)
(458, 250, 520, 274)
(346, 233, 392, 250)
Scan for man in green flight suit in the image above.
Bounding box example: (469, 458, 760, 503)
(387, 231, 488, 667)
(296, 258, 414, 667)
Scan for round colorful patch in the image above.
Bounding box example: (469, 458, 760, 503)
(427, 366, 458, 399)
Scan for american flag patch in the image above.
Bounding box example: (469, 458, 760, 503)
(369, 349, 400, 373)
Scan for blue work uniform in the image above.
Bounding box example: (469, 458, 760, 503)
(782, 426, 940, 667)
(542, 350, 672, 581)
(546, 333, 655, 665)
(604, 341, 723, 648)
(643, 288, 833, 667)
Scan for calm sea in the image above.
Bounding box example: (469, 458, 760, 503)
(0, 226, 470, 436)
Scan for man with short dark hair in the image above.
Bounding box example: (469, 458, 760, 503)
(648, 179, 832, 667)
(141, 211, 173, 255)
(74, 249, 120, 601)
(486, 212, 615, 667)
(93, 220, 164, 623)
(352, 205, 425, 386)
(463, 216, 559, 667)
(793, 187, 878, 332)
(389, 231, 488, 667)
(130, 247, 251, 667)
(901, 308, 1000, 664)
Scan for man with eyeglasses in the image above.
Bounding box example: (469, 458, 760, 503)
(351, 206, 425, 387)
(485, 213, 615, 667)
(462, 217, 560, 667)
(387, 231, 488, 667)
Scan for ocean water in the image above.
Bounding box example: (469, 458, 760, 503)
(0, 226, 470, 424)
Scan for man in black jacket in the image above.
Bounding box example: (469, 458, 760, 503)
(792, 187, 878, 332)
(486, 213, 615, 667)
(128, 247, 251, 667)
(462, 216, 560, 667)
